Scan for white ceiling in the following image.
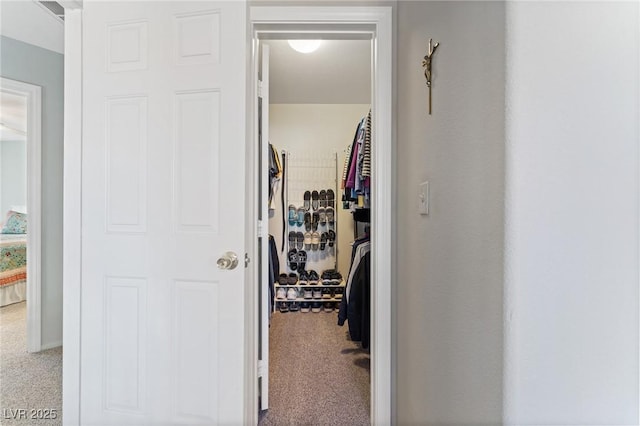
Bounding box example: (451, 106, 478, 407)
(0, 91, 27, 142)
(264, 39, 371, 105)
(0, 1, 64, 54)
(0, 1, 62, 142)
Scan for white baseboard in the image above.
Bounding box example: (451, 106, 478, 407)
(41, 340, 62, 351)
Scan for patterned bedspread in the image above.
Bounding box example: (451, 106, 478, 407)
(0, 234, 27, 287)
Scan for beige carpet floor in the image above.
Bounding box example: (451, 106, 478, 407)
(258, 310, 370, 426)
(0, 302, 62, 426)
(1, 303, 368, 426)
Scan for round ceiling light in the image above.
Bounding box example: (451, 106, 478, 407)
(288, 40, 322, 54)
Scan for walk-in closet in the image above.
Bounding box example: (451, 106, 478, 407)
(258, 38, 373, 425)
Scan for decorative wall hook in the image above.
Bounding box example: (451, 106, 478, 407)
(422, 38, 440, 115)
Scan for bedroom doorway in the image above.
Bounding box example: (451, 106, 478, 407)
(0, 77, 43, 353)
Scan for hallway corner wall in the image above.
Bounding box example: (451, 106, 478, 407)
(504, 2, 640, 423)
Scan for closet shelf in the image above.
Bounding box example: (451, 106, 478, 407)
(275, 297, 343, 302)
(274, 281, 345, 288)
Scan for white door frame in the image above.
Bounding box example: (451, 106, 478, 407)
(61, 5, 83, 424)
(62, 4, 394, 425)
(0, 77, 42, 353)
(247, 6, 394, 425)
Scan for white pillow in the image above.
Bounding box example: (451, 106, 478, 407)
(9, 205, 27, 214)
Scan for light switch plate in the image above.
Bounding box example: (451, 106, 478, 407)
(418, 181, 429, 215)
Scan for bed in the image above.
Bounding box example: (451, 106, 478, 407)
(0, 209, 28, 306)
(0, 233, 27, 307)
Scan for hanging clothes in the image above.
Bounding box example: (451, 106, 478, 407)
(338, 236, 371, 349)
(338, 251, 371, 349)
(341, 136, 355, 189)
(268, 143, 282, 208)
(268, 235, 279, 320)
(361, 110, 372, 179)
(342, 109, 372, 209)
(345, 240, 370, 303)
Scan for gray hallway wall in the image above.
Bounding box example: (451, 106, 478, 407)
(396, 2, 506, 423)
(1, 36, 64, 349)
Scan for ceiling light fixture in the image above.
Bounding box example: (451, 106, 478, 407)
(288, 40, 322, 54)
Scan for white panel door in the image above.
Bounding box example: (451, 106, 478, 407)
(258, 43, 270, 411)
(81, 2, 247, 424)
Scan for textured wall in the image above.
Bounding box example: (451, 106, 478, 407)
(0, 36, 64, 348)
(396, 2, 505, 424)
(504, 2, 640, 424)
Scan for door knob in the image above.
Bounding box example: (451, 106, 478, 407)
(217, 252, 239, 270)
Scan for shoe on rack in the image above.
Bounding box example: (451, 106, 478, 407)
(289, 302, 300, 312)
(319, 190, 327, 208)
(311, 190, 319, 210)
(300, 302, 311, 313)
(326, 207, 335, 225)
(303, 289, 313, 299)
(313, 289, 322, 299)
(279, 303, 289, 313)
(321, 270, 332, 285)
(327, 189, 335, 208)
(311, 231, 320, 251)
(298, 270, 309, 285)
(323, 302, 334, 313)
(288, 249, 298, 270)
(303, 191, 311, 211)
(308, 270, 319, 285)
(297, 207, 305, 226)
(312, 212, 319, 231)
(322, 288, 332, 299)
(287, 287, 298, 300)
(296, 232, 304, 250)
(287, 273, 298, 285)
(318, 208, 326, 225)
(332, 271, 343, 285)
(327, 230, 336, 248)
(288, 204, 297, 226)
(304, 212, 311, 232)
(278, 273, 288, 285)
(304, 232, 312, 250)
(320, 232, 328, 251)
(276, 288, 287, 299)
(311, 302, 322, 313)
(334, 288, 344, 298)
(298, 250, 307, 271)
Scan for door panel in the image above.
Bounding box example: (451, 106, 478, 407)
(259, 43, 270, 411)
(81, 2, 247, 424)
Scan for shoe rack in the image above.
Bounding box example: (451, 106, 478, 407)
(285, 151, 339, 272)
(274, 280, 346, 313)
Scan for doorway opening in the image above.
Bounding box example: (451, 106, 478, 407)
(0, 77, 42, 353)
(258, 38, 373, 424)
(249, 6, 393, 425)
